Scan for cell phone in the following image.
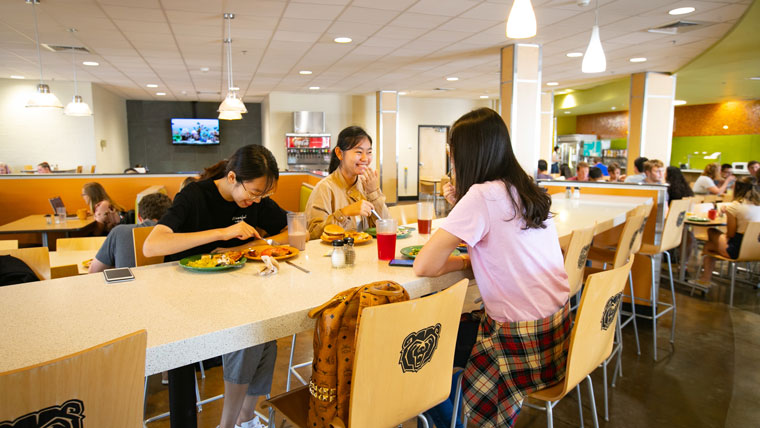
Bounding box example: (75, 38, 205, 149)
(389, 259, 414, 267)
(103, 267, 135, 283)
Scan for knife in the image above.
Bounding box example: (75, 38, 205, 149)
(285, 260, 310, 273)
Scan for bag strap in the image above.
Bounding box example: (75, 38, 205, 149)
(308, 287, 358, 319)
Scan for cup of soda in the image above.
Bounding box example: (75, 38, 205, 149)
(376, 218, 397, 261)
(708, 209, 717, 221)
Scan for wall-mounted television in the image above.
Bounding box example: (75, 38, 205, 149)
(171, 118, 220, 145)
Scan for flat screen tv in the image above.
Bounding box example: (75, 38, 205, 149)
(171, 118, 220, 145)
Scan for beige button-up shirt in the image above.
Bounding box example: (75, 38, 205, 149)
(305, 170, 390, 240)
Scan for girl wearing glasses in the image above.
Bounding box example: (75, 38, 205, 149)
(305, 126, 389, 239)
(144, 144, 287, 428)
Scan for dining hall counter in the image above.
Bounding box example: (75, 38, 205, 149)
(0, 171, 325, 247)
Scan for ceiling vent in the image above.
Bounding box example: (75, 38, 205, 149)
(647, 20, 710, 35)
(196, 91, 221, 95)
(433, 87, 454, 91)
(41, 44, 90, 53)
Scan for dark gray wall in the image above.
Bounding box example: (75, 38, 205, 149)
(126, 100, 262, 173)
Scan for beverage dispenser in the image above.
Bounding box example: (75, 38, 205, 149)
(286, 111, 331, 171)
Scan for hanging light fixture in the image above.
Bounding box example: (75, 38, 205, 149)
(582, 0, 606, 73)
(26, 0, 63, 109)
(64, 45, 92, 116)
(218, 13, 246, 120)
(506, 0, 537, 39)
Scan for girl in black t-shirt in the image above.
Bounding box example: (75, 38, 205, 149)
(144, 144, 287, 428)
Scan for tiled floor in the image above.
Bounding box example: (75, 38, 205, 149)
(144, 267, 760, 428)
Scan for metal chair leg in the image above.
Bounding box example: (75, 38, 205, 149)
(451, 371, 464, 428)
(628, 271, 641, 355)
(652, 260, 659, 362)
(576, 384, 584, 428)
(602, 360, 609, 421)
(545, 400, 554, 428)
(416, 413, 430, 428)
(194, 374, 201, 412)
(730, 261, 736, 307)
(586, 375, 600, 428)
(665, 251, 677, 343)
(198, 360, 205, 379)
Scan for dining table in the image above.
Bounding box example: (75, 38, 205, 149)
(0, 194, 649, 427)
(676, 214, 728, 292)
(0, 214, 95, 247)
(49, 249, 98, 275)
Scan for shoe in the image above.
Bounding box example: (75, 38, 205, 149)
(242, 416, 265, 428)
(687, 278, 712, 291)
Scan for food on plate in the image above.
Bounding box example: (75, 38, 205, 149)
(260, 246, 292, 257)
(345, 231, 371, 242)
(322, 224, 345, 241)
(82, 258, 92, 269)
(187, 251, 243, 268)
(245, 246, 296, 259)
(408, 247, 421, 256)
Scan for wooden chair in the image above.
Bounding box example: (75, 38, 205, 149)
(23, 165, 33, 171)
(51, 264, 80, 279)
(524, 259, 634, 428)
(266, 279, 469, 428)
(56, 236, 107, 252)
(299, 183, 314, 212)
(637, 199, 691, 360)
(710, 222, 760, 307)
(564, 223, 596, 299)
(133, 226, 163, 267)
(0, 240, 18, 250)
(76, 165, 83, 173)
(0, 247, 51, 281)
(388, 203, 419, 226)
(0, 330, 146, 428)
(90, 165, 96, 173)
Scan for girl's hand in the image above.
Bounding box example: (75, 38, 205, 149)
(442, 182, 457, 205)
(341, 200, 374, 217)
(222, 221, 262, 241)
(359, 168, 380, 193)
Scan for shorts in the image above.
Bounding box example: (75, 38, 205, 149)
(222, 340, 277, 396)
(726, 233, 743, 260)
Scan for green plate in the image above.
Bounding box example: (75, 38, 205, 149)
(179, 254, 247, 272)
(687, 216, 710, 223)
(365, 226, 415, 239)
(400, 245, 460, 259)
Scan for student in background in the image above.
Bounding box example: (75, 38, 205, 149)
(589, 167, 604, 182)
(536, 159, 553, 180)
(607, 162, 622, 182)
(82, 182, 134, 235)
(593, 157, 608, 176)
(624, 157, 648, 183)
(716, 163, 734, 188)
(559, 163, 572, 180)
(36, 162, 51, 174)
(693, 163, 734, 195)
(748, 160, 759, 177)
(643, 159, 665, 184)
(0, 162, 11, 174)
(665, 167, 694, 202)
(567, 161, 589, 181)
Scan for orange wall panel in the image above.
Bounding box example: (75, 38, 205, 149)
(673, 100, 760, 137)
(576, 111, 629, 139)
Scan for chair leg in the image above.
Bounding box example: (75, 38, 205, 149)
(576, 384, 584, 428)
(198, 360, 205, 379)
(143, 376, 149, 416)
(286, 333, 297, 391)
(194, 374, 202, 412)
(451, 371, 464, 428)
(545, 400, 554, 428)
(628, 271, 641, 355)
(602, 359, 609, 421)
(651, 256, 659, 362)
(730, 262, 736, 307)
(417, 413, 430, 428)
(586, 375, 600, 428)
(664, 251, 677, 344)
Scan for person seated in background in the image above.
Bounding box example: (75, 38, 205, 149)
(624, 157, 648, 183)
(559, 163, 572, 180)
(180, 176, 198, 190)
(643, 159, 665, 184)
(88, 193, 172, 273)
(593, 157, 608, 176)
(665, 166, 694, 201)
(588, 167, 604, 182)
(567, 161, 589, 181)
(607, 162, 622, 182)
(748, 160, 759, 177)
(124, 167, 139, 174)
(36, 162, 51, 174)
(693, 163, 735, 195)
(536, 159, 553, 180)
(716, 163, 734, 188)
(0, 162, 11, 174)
(82, 182, 134, 235)
(696, 177, 760, 286)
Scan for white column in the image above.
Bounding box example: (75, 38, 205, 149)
(376, 91, 398, 204)
(540, 91, 554, 166)
(627, 72, 676, 169)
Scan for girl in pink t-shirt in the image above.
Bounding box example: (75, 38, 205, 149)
(414, 108, 570, 427)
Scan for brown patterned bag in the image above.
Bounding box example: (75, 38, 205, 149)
(306, 281, 410, 428)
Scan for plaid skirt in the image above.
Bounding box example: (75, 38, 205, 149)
(462, 303, 571, 428)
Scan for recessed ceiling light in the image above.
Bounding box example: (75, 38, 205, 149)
(10, 75, 24, 79)
(722, 125, 728, 129)
(299, 70, 312, 75)
(566, 52, 583, 58)
(748, 76, 760, 80)
(230, 86, 240, 91)
(334, 37, 352, 44)
(480, 95, 489, 99)
(673, 100, 687, 105)
(200, 67, 210, 72)
(564, 111, 571, 114)
(629, 57, 647, 63)
(546, 82, 559, 86)
(398, 91, 407, 95)
(156, 92, 166, 96)
(669, 7, 695, 16)
(146, 84, 158, 88)
(446, 77, 459, 81)
(611, 106, 617, 110)
(309, 86, 320, 90)
(82, 61, 99, 66)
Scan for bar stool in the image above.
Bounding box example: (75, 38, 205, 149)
(709, 221, 760, 307)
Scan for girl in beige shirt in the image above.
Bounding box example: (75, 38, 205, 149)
(305, 126, 390, 239)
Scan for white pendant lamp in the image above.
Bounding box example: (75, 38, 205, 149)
(64, 47, 92, 116)
(26, 0, 62, 109)
(506, 0, 537, 39)
(582, 0, 606, 73)
(218, 13, 246, 118)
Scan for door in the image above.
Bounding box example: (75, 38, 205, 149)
(417, 126, 449, 197)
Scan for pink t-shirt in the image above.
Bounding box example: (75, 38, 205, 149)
(441, 180, 569, 322)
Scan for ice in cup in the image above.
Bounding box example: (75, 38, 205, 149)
(417, 201, 434, 235)
(376, 218, 397, 261)
(287, 212, 308, 251)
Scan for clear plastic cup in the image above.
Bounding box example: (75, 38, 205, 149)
(287, 212, 308, 250)
(56, 207, 67, 224)
(417, 201, 434, 235)
(376, 218, 397, 261)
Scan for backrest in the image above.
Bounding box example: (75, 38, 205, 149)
(659, 199, 691, 252)
(56, 236, 107, 252)
(388, 204, 419, 225)
(703, 194, 719, 203)
(612, 212, 647, 268)
(560, 259, 633, 395)
(76, 165, 83, 173)
(0, 247, 50, 280)
(133, 226, 163, 266)
(630, 204, 652, 254)
(564, 223, 596, 297)
(348, 279, 468, 428)
(0, 240, 18, 250)
(51, 264, 80, 279)
(737, 222, 760, 261)
(299, 183, 314, 212)
(0, 330, 146, 428)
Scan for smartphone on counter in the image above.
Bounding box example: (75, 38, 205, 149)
(389, 259, 414, 267)
(103, 267, 135, 283)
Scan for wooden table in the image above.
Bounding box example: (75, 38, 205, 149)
(677, 215, 727, 291)
(0, 215, 95, 247)
(49, 250, 98, 275)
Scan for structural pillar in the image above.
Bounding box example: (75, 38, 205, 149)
(627, 72, 676, 169)
(376, 90, 398, 204)
(500, 44, 542, 176)
(540, 91, 555, 165)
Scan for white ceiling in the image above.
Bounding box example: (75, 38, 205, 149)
(0, 0, 752, 102)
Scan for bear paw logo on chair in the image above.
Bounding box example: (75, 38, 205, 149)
(1, 399, 84, 428)
(600, 293, 622, 331)
(399, 323, 441, 373)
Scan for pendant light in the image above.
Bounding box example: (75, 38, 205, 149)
(582, 0, 606, 73)
(506, 0, 537, 39)
(64, 46, 92, 116)
(26, 0, 63, 109)
(218, 13, 246, 119)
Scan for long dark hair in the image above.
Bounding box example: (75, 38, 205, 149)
(200, 145, 279, 191)
(328, 126, 372, 173)
(665, 166, 693, 200)
(449, 108, 551, 229)
(734, 176, 760, 205)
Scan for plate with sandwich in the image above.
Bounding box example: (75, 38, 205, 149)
(320, 224, 372, 244)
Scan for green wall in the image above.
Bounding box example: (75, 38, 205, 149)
(670, 134, 760, 169)
(610, 138, 627, 150)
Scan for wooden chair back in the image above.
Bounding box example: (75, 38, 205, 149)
(299, 183, 314, 212)
(0, 240, 18, 250)
(51, 264, 80, 279)
(388, 204, 419, 226)
(0, 330, 146, 428)
(76, 165, 83, 173)
(703, 194, 720, 203)
(630, 204, 652, 254)
(658, 199, 692, 252)
(133, 226, 163, 266)
(564, 223, 596, 297)
(737, 222, 760, 262)
(612, 213, 647, 268)
(56, 236, 107, 252)
(23, 165, 33, 171)
(90, 165, 96, 173)
(0, 247, 51, 280)
(348, 279, 468, 428)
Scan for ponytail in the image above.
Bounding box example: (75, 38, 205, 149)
(328, 126, 372, 174)
(199, 145, 279, 191)
(199, 159, 229, 181)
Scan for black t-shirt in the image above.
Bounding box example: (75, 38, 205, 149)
(159, 179, 288, 261)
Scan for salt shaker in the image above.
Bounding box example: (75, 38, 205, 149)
(343, 237, 355, 266)
(331, 239, 346, 269)
(565, 187, 572, 199)
(573, 187, 580, 199)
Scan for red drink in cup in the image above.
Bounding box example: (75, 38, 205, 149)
(417, 201, 434, 235)
(376, 219, 397, 261)
(708, 209, 717, 221)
